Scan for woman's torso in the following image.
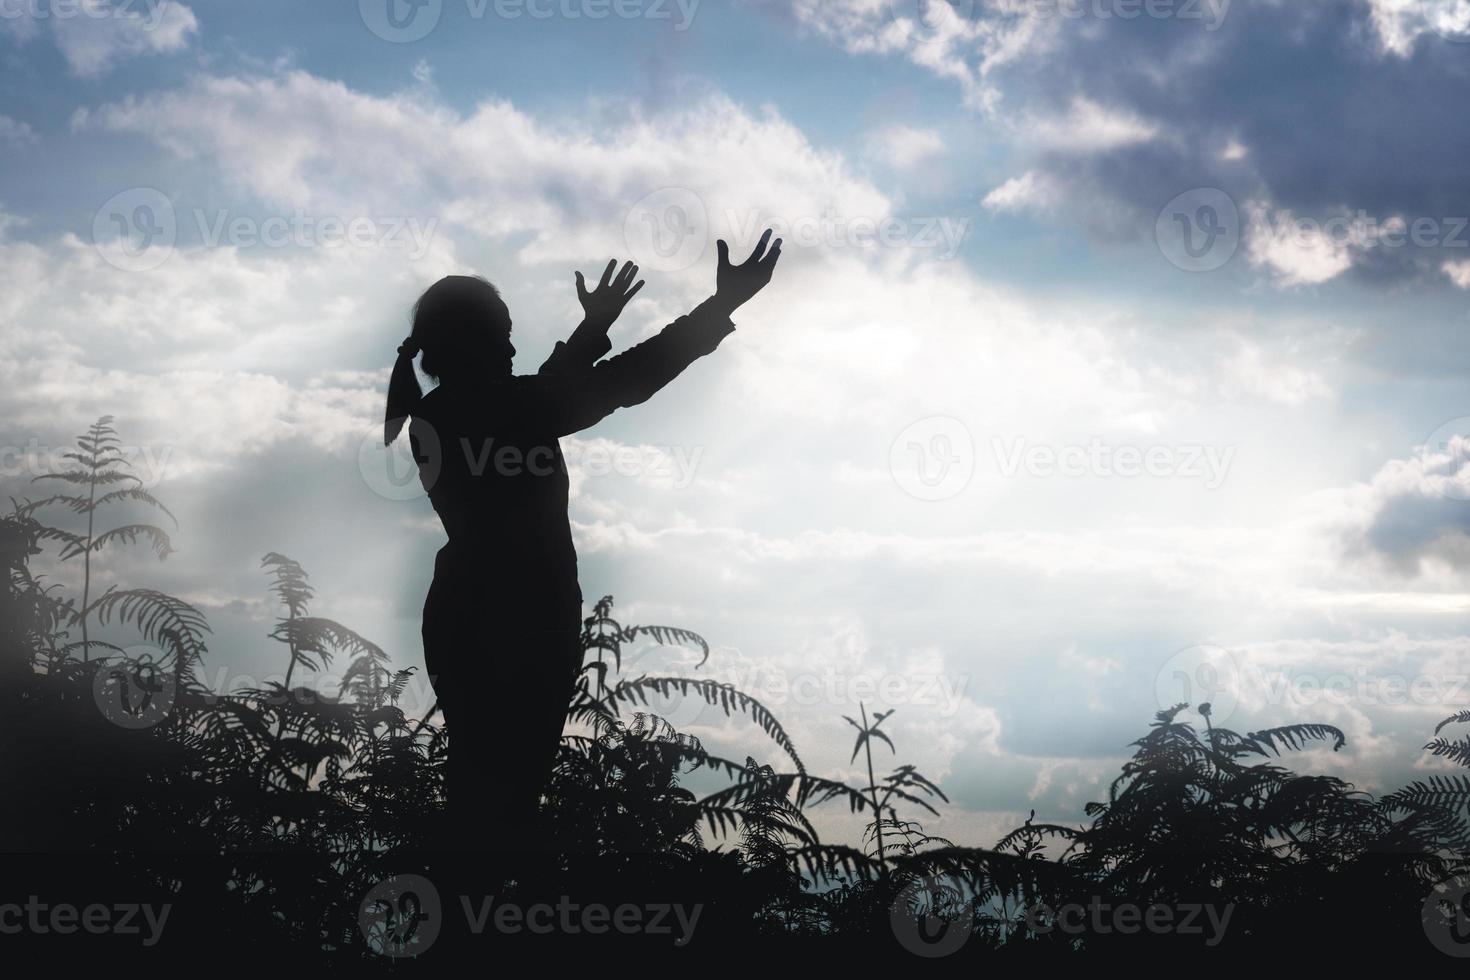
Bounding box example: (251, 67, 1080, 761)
(412, 383, 582, 627)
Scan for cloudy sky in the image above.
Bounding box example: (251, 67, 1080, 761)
(6, 0, 1470, 844)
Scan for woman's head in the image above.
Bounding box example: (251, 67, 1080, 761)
(411, 275, 515, 379)
(384, 274, 516, 444)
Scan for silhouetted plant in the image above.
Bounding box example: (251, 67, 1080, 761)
(7, 428, 1470, 962)
(19, 416, 175, 662)
(844, 705, 947, 874)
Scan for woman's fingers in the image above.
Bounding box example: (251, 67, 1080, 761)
(598, 258, 617, 290)
(746, 229, 773, 264)
(575, 270, 588, 302)
(615, 261, 638, 291)
(623, 279, 645, 304)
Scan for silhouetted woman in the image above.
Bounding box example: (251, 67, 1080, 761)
(384, 231, 782, 846)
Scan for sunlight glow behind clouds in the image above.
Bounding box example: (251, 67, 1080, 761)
(3, 1, 1470, 837)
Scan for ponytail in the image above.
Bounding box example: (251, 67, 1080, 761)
(383, 337, 422, 445)
(385, 274, 501, 444)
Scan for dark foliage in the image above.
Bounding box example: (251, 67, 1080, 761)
(3, 421, 1468, 967)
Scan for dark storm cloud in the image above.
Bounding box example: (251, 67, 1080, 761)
(990, 0, 1470, 285)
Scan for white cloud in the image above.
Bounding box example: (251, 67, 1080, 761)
(4, 0, 198, 76)
(1444, 259, 1470, 289)
(794, 1, 1442, 104)
(1335, 434, 1470, 575)
(1221, 339, 1330, 406)
(1244, 205, 1355, 287)
(981, 170, 1062, 214)
(78, 70, 894, 275)
(1023, 96, 1160, 154)
(0, 115, 37, 146)
(788, 0, 1056, 112)
(9, 62, 1455, 832)
(868, 124, 944, 170)
(1221, 139, 1249, 161)
(1367, 0, 1470, 56)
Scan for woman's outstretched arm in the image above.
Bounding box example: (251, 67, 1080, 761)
(538, 259, 644, 375)
(473, 231, 783, 438)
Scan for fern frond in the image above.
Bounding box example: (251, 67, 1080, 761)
(262, 552, 314, 618)
(608, 675, 803, 772)
(90, 523, 175, 560)
(1436, 710, 1470, 736)
(618, 624, 711, 668)
(1242, 723, 1346, 755)
(1382, 774, 1470, 813)
(270, 617, 388, 670)
(93, 487, 178, 525)
(89, 587, 210, 669)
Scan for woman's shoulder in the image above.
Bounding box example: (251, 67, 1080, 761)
(412, 380, 513, 426)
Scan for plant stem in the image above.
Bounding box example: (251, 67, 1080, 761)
(80, 429, 98, 663)
(861, 702, 886, 873)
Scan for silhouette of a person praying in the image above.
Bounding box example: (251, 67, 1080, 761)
(384, 230, 782, 846)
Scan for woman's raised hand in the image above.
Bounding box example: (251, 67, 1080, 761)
(714, 229, 782, 316)
(576, 259, 645, 326)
